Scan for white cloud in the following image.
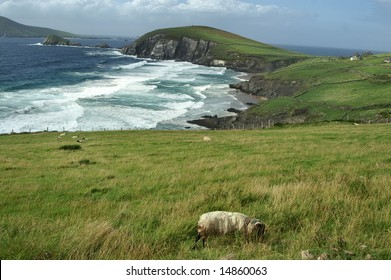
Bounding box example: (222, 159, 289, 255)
(175, 0, 281, 15)
(0, 0, 289, 35)
(0, 0, 284, 17)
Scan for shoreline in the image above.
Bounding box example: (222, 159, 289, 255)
(185, 72, 262, 130)
(229, 89, 263, 107)
(230, 72, 264, 106)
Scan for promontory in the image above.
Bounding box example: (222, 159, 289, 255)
(121, 26, 305, 73)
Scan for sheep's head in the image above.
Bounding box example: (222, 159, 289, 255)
(247, 218, 266, 242)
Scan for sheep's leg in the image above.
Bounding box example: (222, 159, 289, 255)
(202, 236, 208, 248)
(258, 224, 266, 242)
(244, 217, 251, 243)
(245, 232, 250, 243)
(192, 233, 202, 250)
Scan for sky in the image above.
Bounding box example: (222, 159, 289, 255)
(1, 0, 391, 51)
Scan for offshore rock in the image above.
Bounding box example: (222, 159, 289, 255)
(95, 42, 110, 48)
(42, 35, 80, 46)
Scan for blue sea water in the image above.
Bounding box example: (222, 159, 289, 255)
(0, 37, 246, 133)
(276, 44, 387, 57)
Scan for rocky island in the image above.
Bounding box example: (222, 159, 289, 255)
(42, 35, 112, 48)
(42, 35, 81, 46)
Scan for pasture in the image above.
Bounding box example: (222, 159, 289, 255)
(249, 54, 391, 123)
(0, 123, 390, 259)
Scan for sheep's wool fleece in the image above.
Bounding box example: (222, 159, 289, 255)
(198, 211, 248, 235)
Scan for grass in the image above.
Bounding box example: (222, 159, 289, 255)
(59, 144, 82, 151)
(248, 54, 391, 122)
(1, 124, 390, 260)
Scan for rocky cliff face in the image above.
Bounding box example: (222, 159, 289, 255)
(230, 75, 303, 98)
(121, 34, 217, 66)
(121, 34, 298, 72)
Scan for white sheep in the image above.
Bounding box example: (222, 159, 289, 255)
(203, 136, 212, 142)
(192, 211, 265, 249)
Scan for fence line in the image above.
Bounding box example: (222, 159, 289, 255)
(3, 118, 391, 135)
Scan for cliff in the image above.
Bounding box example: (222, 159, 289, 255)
(122, 34, 217, 65)
(121, 26, 306, 73)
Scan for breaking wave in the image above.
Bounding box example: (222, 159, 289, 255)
(0, 38, 245, 133)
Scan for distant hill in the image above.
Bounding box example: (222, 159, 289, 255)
(0, 16, 77, 37)
(122, 26, 308, 72)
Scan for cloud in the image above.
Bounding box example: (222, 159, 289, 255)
(174, 0, 281, 14)
(0, 0, 290, 36)
(0, 0, 285, 18)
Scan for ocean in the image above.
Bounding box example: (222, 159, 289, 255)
(1, 38, 387, 134)
(0, 37, 246, 133)
(276, 44, 387, 57)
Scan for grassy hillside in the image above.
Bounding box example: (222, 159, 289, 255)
(246, 54, 391, 123)
(1, 124, 390, 259)
(138, 26, 307, 62)
(0, 16, 77, 37)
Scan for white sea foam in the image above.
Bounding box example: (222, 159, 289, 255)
(0, 52, 245, 133)
(112, 60, 148, 70)
(85, 49, 123, 57)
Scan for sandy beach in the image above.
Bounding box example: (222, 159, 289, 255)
(230, 89, 263, 107)
(230, 73, 263, 107)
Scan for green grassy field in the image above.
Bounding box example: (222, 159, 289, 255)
(248, 54, 391, 123)
(1, 124, 390, 260)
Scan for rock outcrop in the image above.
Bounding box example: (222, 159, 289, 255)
(43, 35, 81, 46)
(95, 42, 110, 49)
(230, 75, 303, 98)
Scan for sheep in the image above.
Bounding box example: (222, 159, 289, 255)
(192, 211, 265, 249)
(203, 136, 212, 142)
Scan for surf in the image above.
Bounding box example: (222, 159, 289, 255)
(0, 38, 245, 133)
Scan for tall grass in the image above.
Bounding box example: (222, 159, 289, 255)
(0, 124, 390, 259)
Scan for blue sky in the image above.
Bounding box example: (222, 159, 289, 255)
(1, 0, 390, 51)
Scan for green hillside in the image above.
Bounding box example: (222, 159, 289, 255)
(138, 25, 307, 62)
(241, 54, 391, 125)
(0, 16, 77, 37)
(0, 124, 390, 259)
